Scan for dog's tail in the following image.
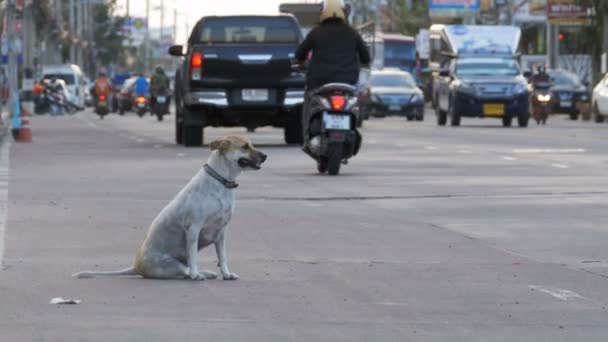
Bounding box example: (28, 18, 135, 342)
(72, 266, 137, 279)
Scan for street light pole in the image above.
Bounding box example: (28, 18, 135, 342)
(56, 0, 63, 63)
(77, 0, 83, 67)
(69, 0, 75, 63)
(144, 0, 150, 72)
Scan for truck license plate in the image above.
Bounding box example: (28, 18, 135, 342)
(561, 101, 572, 108)
(242, 89, 268, 102)
(323, 112, 351, 130)
(157, 96, 166, 103)
(389, 104, 401, 111)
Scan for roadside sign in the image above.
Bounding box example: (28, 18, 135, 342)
(547, 0, 591, 25)
(416, 29, 430, 60)
(430, 0, 480, 11)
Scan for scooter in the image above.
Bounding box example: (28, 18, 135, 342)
(134, 95, 149, 117)
(304, 83, 362, 175)
(95, 94, 110, 119)
(151, 90, 170, 122)
(532, 89, 551, 125)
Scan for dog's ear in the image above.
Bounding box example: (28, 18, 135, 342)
(209, 139, 231, 153)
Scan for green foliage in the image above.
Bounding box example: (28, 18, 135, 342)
(92, 0, 125, 66)
(385, 0, 429, 35)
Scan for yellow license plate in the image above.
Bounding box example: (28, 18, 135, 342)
(483, 104, 504, 116)
(99, 101, 106, 106)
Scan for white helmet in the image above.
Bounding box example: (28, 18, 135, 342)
(320, 0, 346, 22)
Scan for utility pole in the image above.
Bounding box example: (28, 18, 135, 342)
(160, 0, 165, 55)
(77, 0, 83, 67)
(144, 0, 150, 72)
(6, 0, 19, 124)
(69, 0, 75, 63)
(55, 0, 63, 63)
(126, 0, 130, 17)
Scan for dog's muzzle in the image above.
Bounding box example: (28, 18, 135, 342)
(238, 153, 267, 170)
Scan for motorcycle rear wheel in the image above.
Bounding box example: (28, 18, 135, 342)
(327, 144, 343, 176)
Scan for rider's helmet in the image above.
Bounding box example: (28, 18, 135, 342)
(537, 64, 546, 74)
(98, 70, 107, 78)
(320, 0, 346, 22)
(155, 65, 165, 74)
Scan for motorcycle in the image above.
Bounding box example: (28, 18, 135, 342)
(134, 95, 149, 117)
(304, 83, 362, 175)
(95, 94, 110, 119)
(532, 87, 552, 125)
(151, 90, 170, 122)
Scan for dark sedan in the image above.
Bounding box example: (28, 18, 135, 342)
(360, 69, 425, 121)
(548, 69, 591, 120)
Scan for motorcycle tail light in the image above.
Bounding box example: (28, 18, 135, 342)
(136, 96, 146, 104)
(99, 95, 106, 101)
(330, 95, 346, 111)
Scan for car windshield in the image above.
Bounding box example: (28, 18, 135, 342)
(456, 60, 520, 77)
(200, 17, 299, 44)
(370, 73, 416, 88)
(549, 71, 582, 87)
(384, 40, 416, 62)
(44, 74, 75, 85)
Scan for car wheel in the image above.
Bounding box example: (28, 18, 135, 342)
(406, 115, 414, 121)
(569, 112, 579, 121)
(175, 119, 183, 145)
(284, 107, 303, 145)
(594, 103, 605, 123)
(517, 113, 529, 127)
(436, 106, 447, 126)
(183, 126, 203, 147)
(502, 116, 512, 127)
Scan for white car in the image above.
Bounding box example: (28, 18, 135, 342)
(592, 73, 608, 122)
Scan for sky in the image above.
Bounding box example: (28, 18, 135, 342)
(116, 0, 309, 43)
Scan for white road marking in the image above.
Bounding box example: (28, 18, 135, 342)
(529, 285, 584, 301)
(136, 138, 146, 143)
(425, 146, 437, 151)
(551, 163, 570, 169)
(0, 141, 9, 266)
(177, 153, 186, 157)
(514, 148, 586, 154)
(458, 150, 473, 154)
(376, 302, 409, 307)
(153, 144, 162, 149)
(369, 139, 378, 144)
(501, 156, 517, 161)
(395, 143, 407, 148)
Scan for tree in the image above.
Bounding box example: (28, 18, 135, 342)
(91, 0, 126, 67)
(383, 0, 430, 35)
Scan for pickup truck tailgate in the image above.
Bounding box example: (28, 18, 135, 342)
(196, 46, 295, 86)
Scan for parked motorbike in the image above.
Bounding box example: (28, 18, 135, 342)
(134, 95, 149, 117)
(151, 90, 170, 122)
(95, 94, 110, 119)
(304, 83, 362, 175)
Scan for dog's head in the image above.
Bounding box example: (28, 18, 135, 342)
(209, 136, 267, 170)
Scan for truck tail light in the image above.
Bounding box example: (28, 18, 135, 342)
(191, 52, 203, 81)
(330, 95, 346, 111)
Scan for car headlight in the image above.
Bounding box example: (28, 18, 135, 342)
(410, 94, 423, 103)
(512, 82, 528, 94)
(454, 81, 476, 94)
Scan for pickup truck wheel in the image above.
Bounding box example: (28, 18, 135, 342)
(175, 119, 183, 144)
(183, 126, 203, 147)
(284, 110, 303, 145)
(517, 113, 529, 127)
(502, 116, 512, 127)
(569, 112, 579, 121)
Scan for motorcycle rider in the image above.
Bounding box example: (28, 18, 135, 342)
(133, 72, 150, 100)
(94, 71, 112, 106)
(150, 65, 170, 108)
(532, 64, 551, 89)
(294, 0, 371, 151)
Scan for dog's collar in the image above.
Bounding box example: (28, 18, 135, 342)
(204, 164, 238, 189)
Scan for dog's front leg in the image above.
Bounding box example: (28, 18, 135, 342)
(215, 231, 239, 280)
(186, 224, 206, 281)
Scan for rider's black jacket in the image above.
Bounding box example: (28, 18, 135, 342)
(295, 19, 371, 90)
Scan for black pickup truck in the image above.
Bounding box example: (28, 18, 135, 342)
(169, 15, 306, 146)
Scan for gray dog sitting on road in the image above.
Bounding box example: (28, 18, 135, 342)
(73, 135, 267, 280)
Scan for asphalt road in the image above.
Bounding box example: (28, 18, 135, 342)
(1, 108, 608, 341)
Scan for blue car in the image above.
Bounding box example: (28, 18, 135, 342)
(434, 57, 531, 127)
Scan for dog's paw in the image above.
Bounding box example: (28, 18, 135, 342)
(201, 271, 218, 279)
(189, 273, 207, 281)
(222, 272, 239, 281)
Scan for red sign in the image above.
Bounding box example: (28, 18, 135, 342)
(547, 0, 591, 25)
